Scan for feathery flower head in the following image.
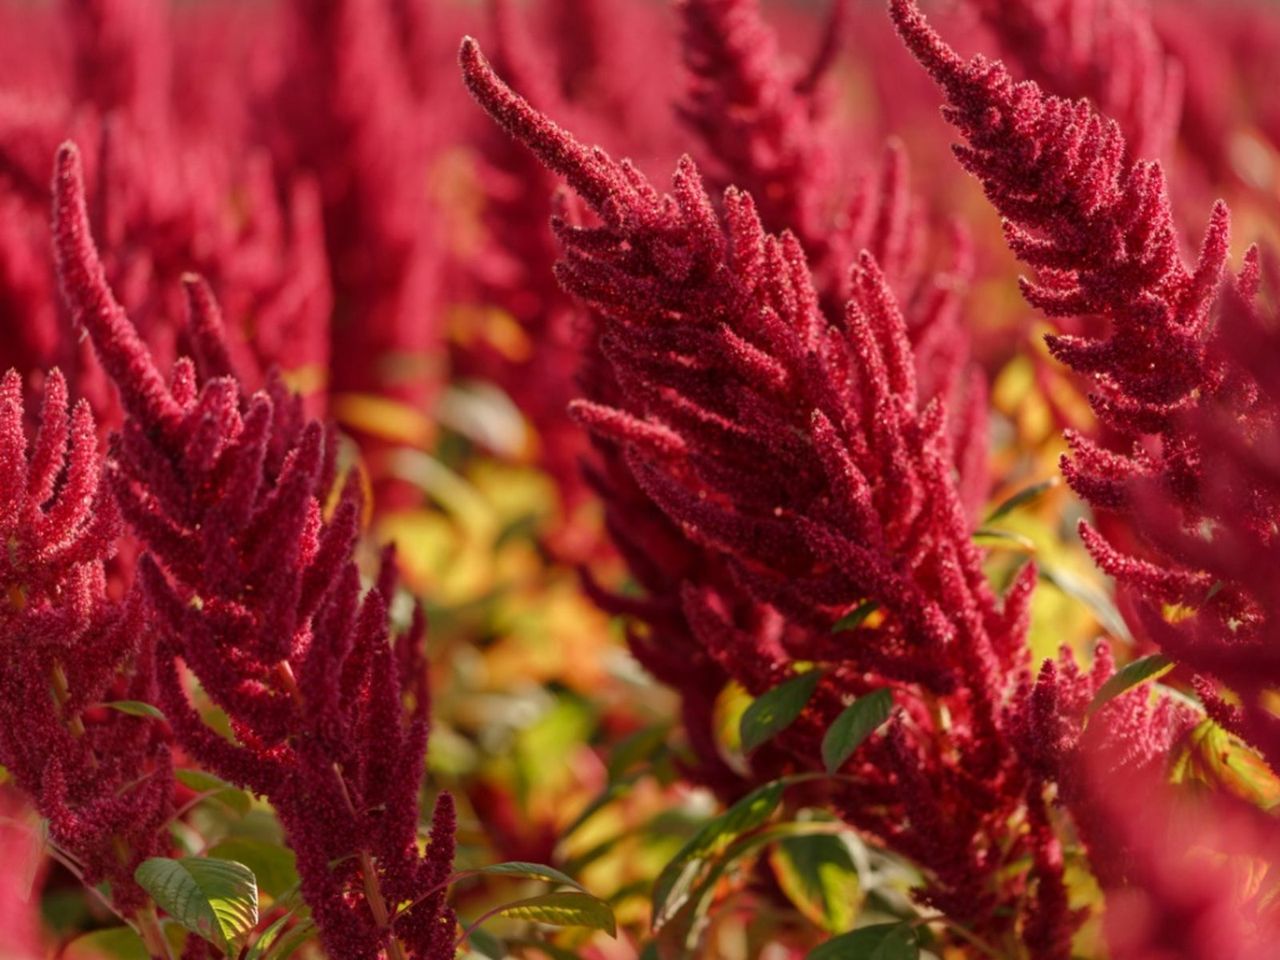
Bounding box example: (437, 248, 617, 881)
(53, 140, 456, 960)
(0, 363, 170, 914)
(460, 36, 1072, 947)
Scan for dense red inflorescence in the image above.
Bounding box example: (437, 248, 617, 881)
(0, 362, 171, 915)
(966, 0, 1183, 160)
(52, 141, 456, 960)
(460, 34, 1086, 950)
(891, 0, 1280, 775)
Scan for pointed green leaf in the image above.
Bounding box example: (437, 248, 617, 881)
(495, 891, 616, 937)
(207, 838, 297, 899)
(832, 601, 877, 633)
(986, 477, 1059, 523)
(972, 528, 1038, 553)
(822, 689, 893, 774)
(176, 769, 251, 817)
(475, 861, 584, 891)
(769, 834, 861, 933)
(467, 926, 507, 958)
(64, 927, 149, 960)
(652, 780, 785, 929)
(1040, 563, 1131, 642)
(134, 856, 258, 950)
(807, 922, 919, 959)
(740, 672, 822, 753)
(1086, 654, 1174, 717)
(102, 700, 165, 721)
(245, 908, 311, 960)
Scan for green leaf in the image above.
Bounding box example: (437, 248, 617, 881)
(986, 477, 1059, 523)
(832, 601, 877, 633)
(245, 908, 312, 960)
(255, 919, 314, 960)
(134, 856, 258, 950)
(606, 722, 670, 781)
(822, 689, 893, 774)
(495, 891, 616, 937)
(972, 528, 1038, 553)
(176, 769, 251, 817)
(654, 818, 847, 954)
(651, 780, 786, 929)
(467, 926, 507, 958)
(1086, 654, 1174, 718)
(769, 834, 861, 933)
(64, 927, 149, 960)
(1039, 564, 1131, 643)
(475, 861, 585, 892)
(207, 838, 298, 899)
(740, 672, 822, 753)
(102, 700, 165, 721)
(807, 922, 919, 959)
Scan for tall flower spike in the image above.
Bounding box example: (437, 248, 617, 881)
(676, 0, 836, 267)
(965, 0, 1183, 159)
(462, 38, 1073, 951)
(889, 0, 1229, 438)
(53, 141, 455, 960)
(890, 0, 1280, 770)
(0, 366, 171, 917)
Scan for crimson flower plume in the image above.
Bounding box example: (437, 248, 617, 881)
(889, 0, 1280, 766)
(0, 365, 171, 915)
(52, 141, 456, 960)
(965, 0, 1182, 159)
(460, 36, 1083, 950)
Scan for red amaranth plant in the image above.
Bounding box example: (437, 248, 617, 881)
(890, 0, 1280, 771)
(0, 365, 172, 930)
(52, 141, 457, 960)
(265, 0, 445, 496)
(675, 0, 842, 280)
(459, 36, 1089, 952)
(677, 0, 988, 515)
(965, 0, 1183, 159)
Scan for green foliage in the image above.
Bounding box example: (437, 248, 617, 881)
(822, 690, 893, 774)
(769, 833, 862, 933)
(740, 671, 822, 753)
(134, 856, 258, 952)
(494, 891, 617, 935)
(651, 780, 786, 930)
(1086, 654, 1174, 717)
(101, 700, 166, 720)
(807, 922, 920, 959)
(832, 601, 878, 633)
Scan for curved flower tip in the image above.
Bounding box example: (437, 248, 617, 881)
(458, 34, 621, 215)
(50, 140, 182, 436)
(888, 0, 965, 83)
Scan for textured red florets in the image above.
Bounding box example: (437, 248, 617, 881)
(53, 141, 455, 960)
(460, 35, 1079, 949)
(966, 0, 1183, 160)
(891, 0, 1280, 779)
(0, 364, 171, 915)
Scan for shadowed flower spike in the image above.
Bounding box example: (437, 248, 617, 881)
(889, 0, 1229, 438)
(894, 4, 1280, 949)
(965, 0, 1183, 159)
(53, 141, 456, 960)
(890, 0, 1280, 762)
(0, 365, 172, 918)
(462, 37, 1078, 952)
(676, 0, 837, 266)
